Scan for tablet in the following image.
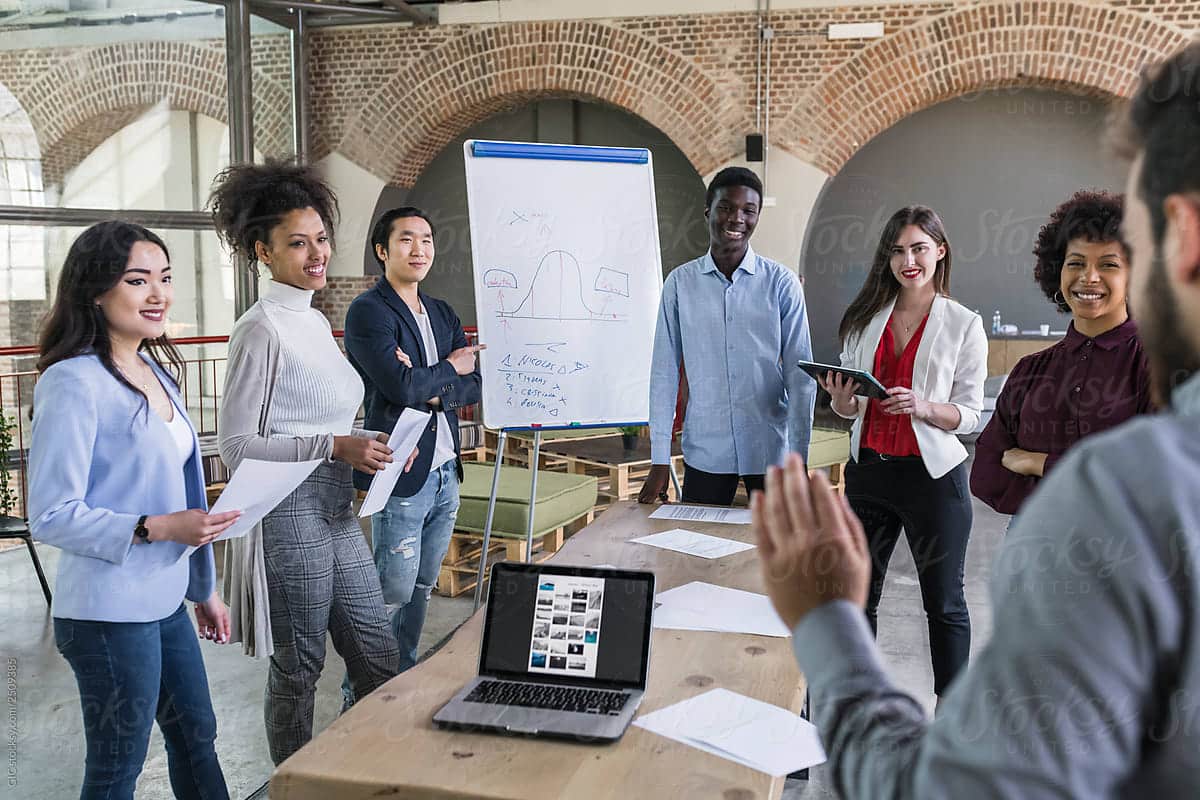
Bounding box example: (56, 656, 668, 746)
(797, 361, 889, 401)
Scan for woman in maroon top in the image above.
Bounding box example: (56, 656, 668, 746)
(821, 206, 988, 700)
(971, 191, 1152, 515)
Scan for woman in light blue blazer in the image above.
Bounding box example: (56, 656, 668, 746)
(28, 221, 241, 800)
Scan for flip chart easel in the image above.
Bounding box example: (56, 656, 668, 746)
(463, 139, 668, 609)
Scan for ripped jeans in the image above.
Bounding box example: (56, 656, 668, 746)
(374, 460, 460, 671)
(342, 461, 459, 706)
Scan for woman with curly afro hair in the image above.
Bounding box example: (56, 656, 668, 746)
(211, 161, 416, 764)
(970, 190, 1153, 515)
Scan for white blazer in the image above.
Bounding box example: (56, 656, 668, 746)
(835, 294, 987, 479)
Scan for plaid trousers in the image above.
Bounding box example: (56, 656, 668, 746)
(261, 461, 399, 764)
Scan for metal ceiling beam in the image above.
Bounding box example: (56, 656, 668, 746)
(0, 205, 211, 229)
(375, 0, 434, 24)
(249, 0, 414, 21)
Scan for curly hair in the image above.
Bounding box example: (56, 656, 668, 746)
(1032, 190, 1126, 313)
(207, 160, 339, 268)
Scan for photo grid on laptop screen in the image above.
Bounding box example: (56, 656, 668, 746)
(531, 575, 605, 676)
(483, 567, 651, 686)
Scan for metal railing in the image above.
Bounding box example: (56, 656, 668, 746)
(0, 327, 480, 518)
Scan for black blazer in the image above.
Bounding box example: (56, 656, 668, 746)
(344, 277, 482, 498)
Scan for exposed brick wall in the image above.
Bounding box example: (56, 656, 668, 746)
(328, 21, 738, 185)
(42, 107, 146, 187)
(0, 35, 295, 189)
(308, 0, 1200, 186)
(312, 275, 377, 329)
(3, 1, 1196, 192)
(781, 2, 1191, 173)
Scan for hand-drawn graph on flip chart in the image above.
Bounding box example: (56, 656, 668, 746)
(464, 140, 663, 430)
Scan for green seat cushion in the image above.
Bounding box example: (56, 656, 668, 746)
(458, 463, 598, 539)
(807, 427, 850, 469)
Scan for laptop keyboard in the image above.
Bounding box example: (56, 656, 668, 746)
(465, 680, 630, 715)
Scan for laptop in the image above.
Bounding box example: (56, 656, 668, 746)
(433, 562, 655, 742)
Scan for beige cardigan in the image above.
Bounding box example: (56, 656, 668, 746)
(218, 301, 376, 657)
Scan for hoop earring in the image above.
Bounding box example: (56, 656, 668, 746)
(1053, 290, 1066, 306)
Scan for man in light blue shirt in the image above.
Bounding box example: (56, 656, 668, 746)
(752, 42, 1200, 798)
(639, 167, 816, 506)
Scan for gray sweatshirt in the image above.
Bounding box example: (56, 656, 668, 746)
(794, 372, 1200, 798)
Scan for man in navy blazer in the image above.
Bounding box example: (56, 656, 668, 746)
(344, 206, 483, 675)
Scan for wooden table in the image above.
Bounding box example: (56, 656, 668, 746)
(271, 502, 805, 800)
(542, 434, 684, 503)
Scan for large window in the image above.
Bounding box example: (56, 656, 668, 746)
(0, 83, 46, 302)
(0, 1, 295, 345)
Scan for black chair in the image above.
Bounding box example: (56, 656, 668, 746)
(0, 514, 51, 605)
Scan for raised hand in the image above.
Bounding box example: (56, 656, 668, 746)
(751, 453, 870, 629)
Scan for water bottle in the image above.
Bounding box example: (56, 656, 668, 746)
(992, 309, 1001, 335)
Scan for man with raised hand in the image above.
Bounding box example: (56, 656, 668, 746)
(752, 42, 1200, 797)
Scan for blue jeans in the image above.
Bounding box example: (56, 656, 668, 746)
(54, 604, 228, 800)
(342, 461, 459, 704)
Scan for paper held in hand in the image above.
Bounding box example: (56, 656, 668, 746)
(184, 457, 323, 556)
(358, 409, 433, 517)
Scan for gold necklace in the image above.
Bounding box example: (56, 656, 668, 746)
(116, 360, 152, 394)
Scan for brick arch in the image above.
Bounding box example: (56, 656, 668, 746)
(20, 41, 293, 187)
(779, 0, 1190, 175)
(41, 107, 149, 188)
(337, 21, 739, 187)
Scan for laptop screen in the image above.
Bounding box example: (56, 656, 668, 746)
(479, 563, 654, 689)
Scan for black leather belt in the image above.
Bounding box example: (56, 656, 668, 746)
(859, 448, 923, 463)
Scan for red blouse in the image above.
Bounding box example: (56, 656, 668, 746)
(863, 314, 928, 457)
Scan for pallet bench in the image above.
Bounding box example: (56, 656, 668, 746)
(436, 462, 598, 597)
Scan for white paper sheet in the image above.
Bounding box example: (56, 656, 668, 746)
(185, 457, 323, 556)
(648, 504, 752, 525)
(634, 688, 826, 776)
(358, 409, 433, 517)
(630, 528, 755, 559)
(653, 581, 790, 637)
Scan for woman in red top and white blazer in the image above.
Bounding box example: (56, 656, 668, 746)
(820, 206, 987, 700)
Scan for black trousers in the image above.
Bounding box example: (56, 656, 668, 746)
(845, 449, 973, 696)
(681, 462, 765, 506)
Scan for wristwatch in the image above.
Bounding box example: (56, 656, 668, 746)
(134, 515, 150, 542)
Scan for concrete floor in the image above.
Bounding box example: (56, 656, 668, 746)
(3, 448, 1004, 800)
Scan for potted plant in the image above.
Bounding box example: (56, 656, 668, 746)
(0, 412, 18, 519)
(619, 425, 642, 452)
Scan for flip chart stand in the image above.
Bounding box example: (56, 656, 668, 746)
(470, 423, 677, 611)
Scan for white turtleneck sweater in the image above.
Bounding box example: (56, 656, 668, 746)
(257, 280, 363, 439)
(218, 280, 366, 470)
